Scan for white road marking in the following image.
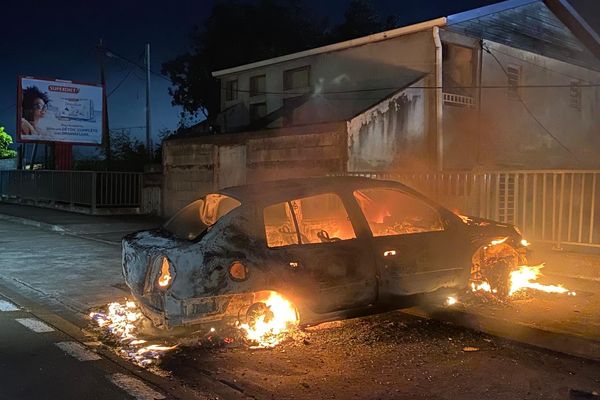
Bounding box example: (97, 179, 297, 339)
(15, 318, 54, 333)
(0, 300, 19, 311)
(108, 373, 165, 400)
(55, 341, 102, 361)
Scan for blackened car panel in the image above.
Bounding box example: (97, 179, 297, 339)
(266, 238, 377, 315)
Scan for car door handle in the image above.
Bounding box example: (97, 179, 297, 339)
(288, 261, 301, 270)
(383, 250, 397, 257)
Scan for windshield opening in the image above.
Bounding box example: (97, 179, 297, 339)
(164, 194, 241, 240)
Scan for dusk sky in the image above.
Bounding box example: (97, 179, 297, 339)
(0, 0, 596, 153)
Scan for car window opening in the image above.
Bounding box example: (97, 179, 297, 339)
(353, 189, 444, 237)
(164, 194, 241, 240)
(264, 193, 356, 248)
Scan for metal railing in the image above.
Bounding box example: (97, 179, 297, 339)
(347, 170, 600, 250)
(0, 170, 143, 213)
(475, 171, 600, 250)
(443, 92, 475, 107)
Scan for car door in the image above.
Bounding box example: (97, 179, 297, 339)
(352, 187, 470, 300)
(263, 192, 377, 314)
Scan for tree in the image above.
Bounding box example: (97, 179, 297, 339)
(330, 0, 398, 42)
(0, 127, 17, 159)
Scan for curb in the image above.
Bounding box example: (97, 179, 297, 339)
(0, 212, 120, 247)
(544, 271, 600, 283)
(404, 307, 600, 362)
(0, 212, 66, 233)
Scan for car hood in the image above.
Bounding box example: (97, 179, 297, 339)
(459, 215, 522, 245)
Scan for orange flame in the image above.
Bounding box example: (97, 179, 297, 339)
(89, 300, 177, 366)
(509, 264, 574, 296)
(238, 292, 298, 348)
(158, 258, 172, 288)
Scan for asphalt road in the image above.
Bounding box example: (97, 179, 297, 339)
(1, 218, 600, 399)
(0, 295, 166, 400)
(158, 311, 600, 400)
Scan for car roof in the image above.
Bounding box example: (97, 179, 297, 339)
(218, 176, 420, 205)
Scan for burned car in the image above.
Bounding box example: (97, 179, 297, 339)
(122, 176, 526, 331)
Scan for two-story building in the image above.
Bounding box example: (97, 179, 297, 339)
(162, 0, 600, 216)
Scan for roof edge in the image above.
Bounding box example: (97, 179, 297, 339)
(544, 0, 600, 60)
(447, 0, 539, 25)
(212, 17, 446, 77)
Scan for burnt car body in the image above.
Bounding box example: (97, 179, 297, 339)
(122, 177, 525, 330)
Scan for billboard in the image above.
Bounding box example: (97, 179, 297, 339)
(17, 76, 104, 145)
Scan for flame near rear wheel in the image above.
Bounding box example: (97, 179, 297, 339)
(238, 292, 299, 348)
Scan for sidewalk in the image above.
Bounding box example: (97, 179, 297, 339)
(529, 244, 600, 282)
(0, 203, 163, 245)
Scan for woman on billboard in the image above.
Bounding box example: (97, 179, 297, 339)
(20, 86, 49, 135)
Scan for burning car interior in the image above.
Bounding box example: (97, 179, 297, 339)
(264, 193, 357, 247)
(354, 188, 445, 236)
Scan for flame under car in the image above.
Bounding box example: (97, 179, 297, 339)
(122, 177, 526, 332)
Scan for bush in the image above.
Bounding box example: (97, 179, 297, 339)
(0, 127, 17, 159)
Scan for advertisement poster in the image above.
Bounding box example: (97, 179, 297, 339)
(17, 76, 104, 145)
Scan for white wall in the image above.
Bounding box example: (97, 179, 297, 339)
(478, 40, 600, 169)
(347, 80, 430, 171)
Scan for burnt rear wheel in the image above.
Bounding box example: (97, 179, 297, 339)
(245, 302, 274, 327)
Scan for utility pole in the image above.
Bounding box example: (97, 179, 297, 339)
(145, 43, 152, 160)
(98, 38, 111, 169)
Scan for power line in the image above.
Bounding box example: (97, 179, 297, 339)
(107, 51, 145, 97)
(103, 47, 171, 83)
(108, 67, 136, 97)
(483, 45, 579, 162)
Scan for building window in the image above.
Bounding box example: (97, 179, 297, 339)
(570, 80, 582, 110)
(506, 65, 521, 100)
(250, 75, 266, 97)
(225, 79, 238, 101)
(249, 102, 267, 122)
(442, 43, 475, 98)
(283, 66, 310, 91)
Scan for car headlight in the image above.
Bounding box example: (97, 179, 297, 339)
(156, 256, 175, 290)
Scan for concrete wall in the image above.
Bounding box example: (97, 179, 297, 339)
(162, 122, 347, 216)
(218, 29, 437, 131)
(216, 145, 246, 189)
(347, 80, 431, 171)
(477, 41, 600, 169)
(247, 124, 347, 182)
(163, 140, 215, 216)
